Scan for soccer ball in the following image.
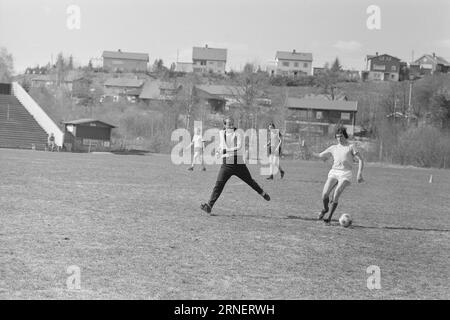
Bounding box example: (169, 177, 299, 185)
(339, 214, 352, 228)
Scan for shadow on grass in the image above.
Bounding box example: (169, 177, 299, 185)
(210, 211, 450, 232)
(111, 149, 151, 156)
(286, 215, 450, 232)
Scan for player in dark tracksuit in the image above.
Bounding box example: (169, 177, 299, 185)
(200, 117, 271, 214)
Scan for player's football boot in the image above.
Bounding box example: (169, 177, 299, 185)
(261, 192, 271, 201)
(200, 203, 212, 214)
(318, 209, 327, 220)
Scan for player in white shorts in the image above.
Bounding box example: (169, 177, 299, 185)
(266, 123, 285, 180)
(186, 127, 206, 171)
(312, 126, 364, 224)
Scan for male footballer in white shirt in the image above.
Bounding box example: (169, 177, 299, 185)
(200, 117, 270, 214)
(312, 126, 364, 224)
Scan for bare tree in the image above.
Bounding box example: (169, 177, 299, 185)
(0, 47, 14, 82)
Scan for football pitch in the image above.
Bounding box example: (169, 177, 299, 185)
(0, 148, 449, 299)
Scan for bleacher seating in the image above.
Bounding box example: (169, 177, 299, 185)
(0, 94, 48, 150)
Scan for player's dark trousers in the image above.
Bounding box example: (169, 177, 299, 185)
(208, 164, 263, 208)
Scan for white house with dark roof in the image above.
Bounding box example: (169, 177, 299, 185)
(192, 45, 227, 74)
(274, 50, 313, 76)
(102, 49, 149, 72)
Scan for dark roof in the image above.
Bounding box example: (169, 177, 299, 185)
(276, 51, 313, 61)
(414, 54, 450, 66)
(287, 98, 358, 112)
(192, 47, 227, 61)
(104, 78, 144, 88)
(102, 50, 149, 61)
(367, 53, 401, 61)
(62, 119, 116, 128)
(195, 85, 245, 97)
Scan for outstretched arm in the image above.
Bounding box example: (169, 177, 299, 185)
(312, 147, 331, 160)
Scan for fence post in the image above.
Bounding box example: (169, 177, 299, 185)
(379, 140, 383, 162)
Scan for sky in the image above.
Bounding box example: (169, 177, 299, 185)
(1, 0, 450, 73)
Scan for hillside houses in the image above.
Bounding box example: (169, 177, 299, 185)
(363, 53, 402, 81)
(102, 50, 149, 73)
(285, 98, 358, 137)
(31, 71, 85, 91)
(410, 53, 450, 77)
(192, 45, 227, 74)
(139, 80, 183, 103)
(103, 78, 145, 102)
(268, 50, 313, 77)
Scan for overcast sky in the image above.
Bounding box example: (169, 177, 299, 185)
(1, 0, 449, 73)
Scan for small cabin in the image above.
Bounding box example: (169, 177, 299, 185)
(62, 119, 116, 152)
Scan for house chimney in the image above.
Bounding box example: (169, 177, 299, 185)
(433, 52, 436, 58)
(205, 44, 208, 48)
(118, 49, 122, 52)
(376, 52, 378, 56)
(293, 49, 296, 54)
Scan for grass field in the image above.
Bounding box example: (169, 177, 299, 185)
(0, 148, 449, 299)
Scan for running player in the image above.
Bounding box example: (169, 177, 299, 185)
(266, 123, 285, 180)
(312, 126, 364, 224)
(200, 117, 271, 214)
(186, 127, 206, 171)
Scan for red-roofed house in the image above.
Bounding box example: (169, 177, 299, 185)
(102, 49, 149, 72)
(192, 45, 227, 74)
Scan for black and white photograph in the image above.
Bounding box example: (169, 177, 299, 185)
(0, 0, 449, 307)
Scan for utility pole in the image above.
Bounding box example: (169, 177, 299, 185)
(407, 80, 413, 126)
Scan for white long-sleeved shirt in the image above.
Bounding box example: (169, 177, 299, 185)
(218, 129, 243, 159)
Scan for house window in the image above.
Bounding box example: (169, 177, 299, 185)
(208, 61, 214, 65)
(200, 61, 207, 66)
(299, 110, 307, 118)
(341, 112, 351, 120)
(391, 66, 397, 71)
(294, 62, 299, 67)
(373, 64, 386, 71)
(303, 63, 308, 68)
(282, 61, 289, 67)
(316, 111, 323, 120)
(217, 61, 223, 68)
